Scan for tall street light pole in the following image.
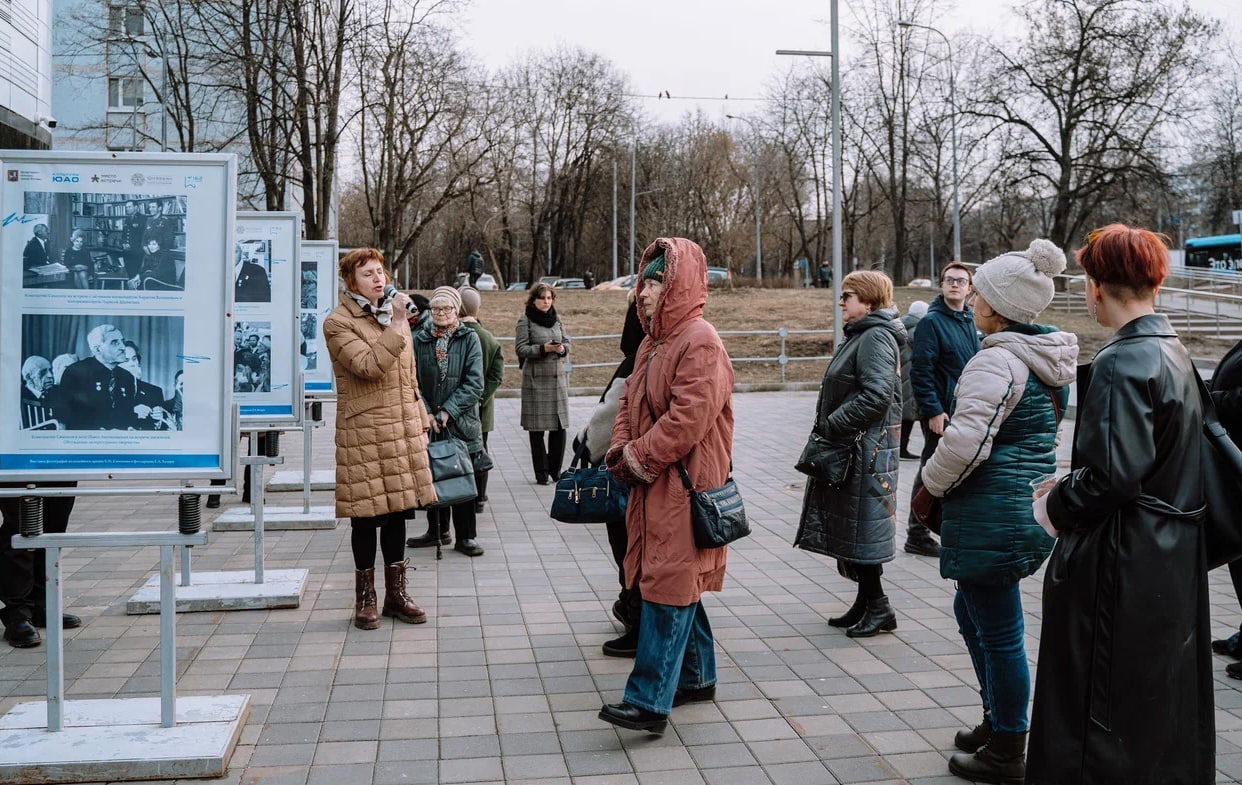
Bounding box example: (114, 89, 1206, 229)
(612, 158, 618, 281)
(778, 35, 841, 345)
(898, 20, 960, 263)
(726, 114, 763, 283)
(628, 137, 637, 276)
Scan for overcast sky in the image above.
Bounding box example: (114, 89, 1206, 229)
(455, 0, 1237, 126)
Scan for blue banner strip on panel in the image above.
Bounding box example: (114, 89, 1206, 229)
(0, 454, 221, 470)
(240, 406, 294, 416)
(305, 382, 332, 391)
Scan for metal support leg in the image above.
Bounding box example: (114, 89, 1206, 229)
(45, 546, 64, 732)
(250, 434, 265, 584)
(180, 546, 192, 587)
(159, 545, 176, 728)
(302, 404, 313, 515)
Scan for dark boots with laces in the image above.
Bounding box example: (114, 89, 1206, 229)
(949, 730, 1026, 785)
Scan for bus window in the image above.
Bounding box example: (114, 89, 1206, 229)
(1185, 235, 1242, 271)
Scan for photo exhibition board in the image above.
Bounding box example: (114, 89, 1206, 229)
(298, 240, 337, 398)
(234, 211, 302, 425)
(0, 151, 237, 481)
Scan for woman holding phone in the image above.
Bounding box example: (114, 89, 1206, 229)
(515, 283, 570, 484)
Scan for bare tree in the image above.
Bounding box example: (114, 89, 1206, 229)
(974, 0, 1217, 248)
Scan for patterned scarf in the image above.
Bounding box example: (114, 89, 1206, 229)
(346, 290, 393, 326)
(432, 322, 458, 381)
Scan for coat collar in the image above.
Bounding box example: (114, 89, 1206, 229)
(1101, 313, 1176, 350)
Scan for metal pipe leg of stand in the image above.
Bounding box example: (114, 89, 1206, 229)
(180, 545, 192, 587)
(302, 411, 313, 515)
(45, 546, 65, 732)
(254, 462, 265, 585)
(159, 545, 177, 728)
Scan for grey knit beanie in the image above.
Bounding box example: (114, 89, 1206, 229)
(972, 239, 1066, 323)
(430, 285, 463, 314)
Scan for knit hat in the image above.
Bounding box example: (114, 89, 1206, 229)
(907, 300, 929, 318)
(642, 254, 666, 282)
(430, 285, 462, 313)
(972, 239, 1066, 323)
(459, 286, 481, 318)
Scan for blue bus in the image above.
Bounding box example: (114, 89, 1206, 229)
(1185, 234, 1242, 272)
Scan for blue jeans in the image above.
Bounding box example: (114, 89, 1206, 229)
(954, 581, 1030, 733)
(623, 600, 716, 715)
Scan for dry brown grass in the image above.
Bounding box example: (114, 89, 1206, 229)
(436, 287, 1235, 390)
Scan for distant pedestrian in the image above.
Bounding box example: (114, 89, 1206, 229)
(794, 271, 905, 638)
(515, 283, 570, 484)
(1028, 225, 1210, 785)
(899, 300, 928, 459)
(919, 239, 1076, 785)
(598, 238, 735, 735)
(465, 250, 484, 288)
(905, 263, 980, 557)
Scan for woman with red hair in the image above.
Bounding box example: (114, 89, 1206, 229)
(1027, 225, 1211, 785)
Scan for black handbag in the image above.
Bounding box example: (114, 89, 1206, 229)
(1194, 371, 1242, 569)
(675, 461, 750, 549)
(795, 431, 862, 485)
(549, 444, 628, 524)
(426, 433, 477, 509)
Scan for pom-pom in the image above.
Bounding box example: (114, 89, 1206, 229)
(1027, 238, 1066, 277)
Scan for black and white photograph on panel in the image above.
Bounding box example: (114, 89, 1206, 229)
(301, 262, 317, 310)
(20, 314, 185, 431)
(235, 238, 273, 303)
(299, 313, 318, 372)
(19, 192, 187, 291)
(234, 321, 272, 393)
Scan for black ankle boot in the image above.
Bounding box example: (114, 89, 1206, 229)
(829, 595, 867, 628)
(407, 521, 450, 548)
(846, 596, 896, 638)
(955, 710, 992, 752)
(602, 626, 639, 658)
(948, 730, 1026, 785)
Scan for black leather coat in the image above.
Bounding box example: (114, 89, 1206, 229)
(1029, 314, 1212, 785)
(794, 310, 905, 564)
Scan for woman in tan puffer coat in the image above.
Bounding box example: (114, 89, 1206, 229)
(323, 248, 437, 630)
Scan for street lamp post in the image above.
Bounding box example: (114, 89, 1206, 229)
(628, 137, 637, 276)
(898, 20, 960, 263)
(778, 19, 841, 346)
(726, 114, 763, 283)
(612, 158, 618, 281)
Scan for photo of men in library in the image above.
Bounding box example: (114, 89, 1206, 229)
(301, 262, 317, 310)
(235, 240, 273, 303)
(19, 315, 185, 431)
(299, 313, 318, 372)
(234, 321, 272, 393)
(19, 192, 187, 291)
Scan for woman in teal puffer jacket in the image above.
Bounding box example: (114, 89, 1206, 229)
(918, 240, 1077, 785)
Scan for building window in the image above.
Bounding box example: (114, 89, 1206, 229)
(109, 6, 145, 36)
(108, 76, 145, 109)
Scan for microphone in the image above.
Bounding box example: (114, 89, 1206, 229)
(383, 284, 417, 312)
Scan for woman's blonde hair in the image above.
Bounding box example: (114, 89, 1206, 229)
(842, 270, 894, 310)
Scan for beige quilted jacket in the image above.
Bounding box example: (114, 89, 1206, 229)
(323, 292, 436, 518)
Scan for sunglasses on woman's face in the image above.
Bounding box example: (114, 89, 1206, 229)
(839, 290, 857, 302)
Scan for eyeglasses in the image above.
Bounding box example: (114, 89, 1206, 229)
(839, 290, 857, 302)
(943, 276, 970, 287)
(430, 305, 456, 314)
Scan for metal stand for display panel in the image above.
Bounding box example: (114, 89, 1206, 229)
(267, 398, 336, 493)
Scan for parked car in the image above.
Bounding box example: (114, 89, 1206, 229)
(453, 272, 498, 291)
(707, 266, 733, 286)
(538, 276, 561, 286)
(553, 278, 587, 289)
(595, 274, 637, 291)
(507, 281, 529, 291)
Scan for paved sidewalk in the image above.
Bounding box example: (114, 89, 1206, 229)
(3, 391, 1242, 785)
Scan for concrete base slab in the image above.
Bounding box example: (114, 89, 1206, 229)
(211, 505, 338, 531)
(125, 569, 308, 614)
(266, 469, 335, 492)
(0, 694, 249, 783)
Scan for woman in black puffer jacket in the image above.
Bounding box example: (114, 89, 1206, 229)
(794, 270, 905, 638)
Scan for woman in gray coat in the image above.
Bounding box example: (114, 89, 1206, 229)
(515, 282, 570, 484)
(794, 270, 906, 638)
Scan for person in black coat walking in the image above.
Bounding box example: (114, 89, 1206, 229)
(1029, 225, 1211, 785)
(794, 270, 906, 638)
(1208, 338, 1242, 675)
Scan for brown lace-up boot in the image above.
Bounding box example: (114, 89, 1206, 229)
(382, 560, 427, 624)
(354, 568, 380, 630)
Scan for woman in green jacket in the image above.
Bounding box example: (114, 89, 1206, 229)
(409, 286, 486, 557)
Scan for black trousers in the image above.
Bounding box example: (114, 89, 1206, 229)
(428, 502, 476, 541)
(0, 482, 76, 629)
(906, 418, 942, 533)
(529, 429, 566, 480)
(605, 516, 642, 624)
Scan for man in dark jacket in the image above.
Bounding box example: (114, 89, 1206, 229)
(1209, 339, 1242, 675)
(465, 250, 484, 288)
(905, 263, 980, 556)
(121, 200, 147, 277)
(22, 224, 50, 271)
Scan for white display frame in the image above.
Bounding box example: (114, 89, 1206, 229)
(298, 239, 337, 399)
(0, 151, 237, 481)
(233, 211, 303, 427)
